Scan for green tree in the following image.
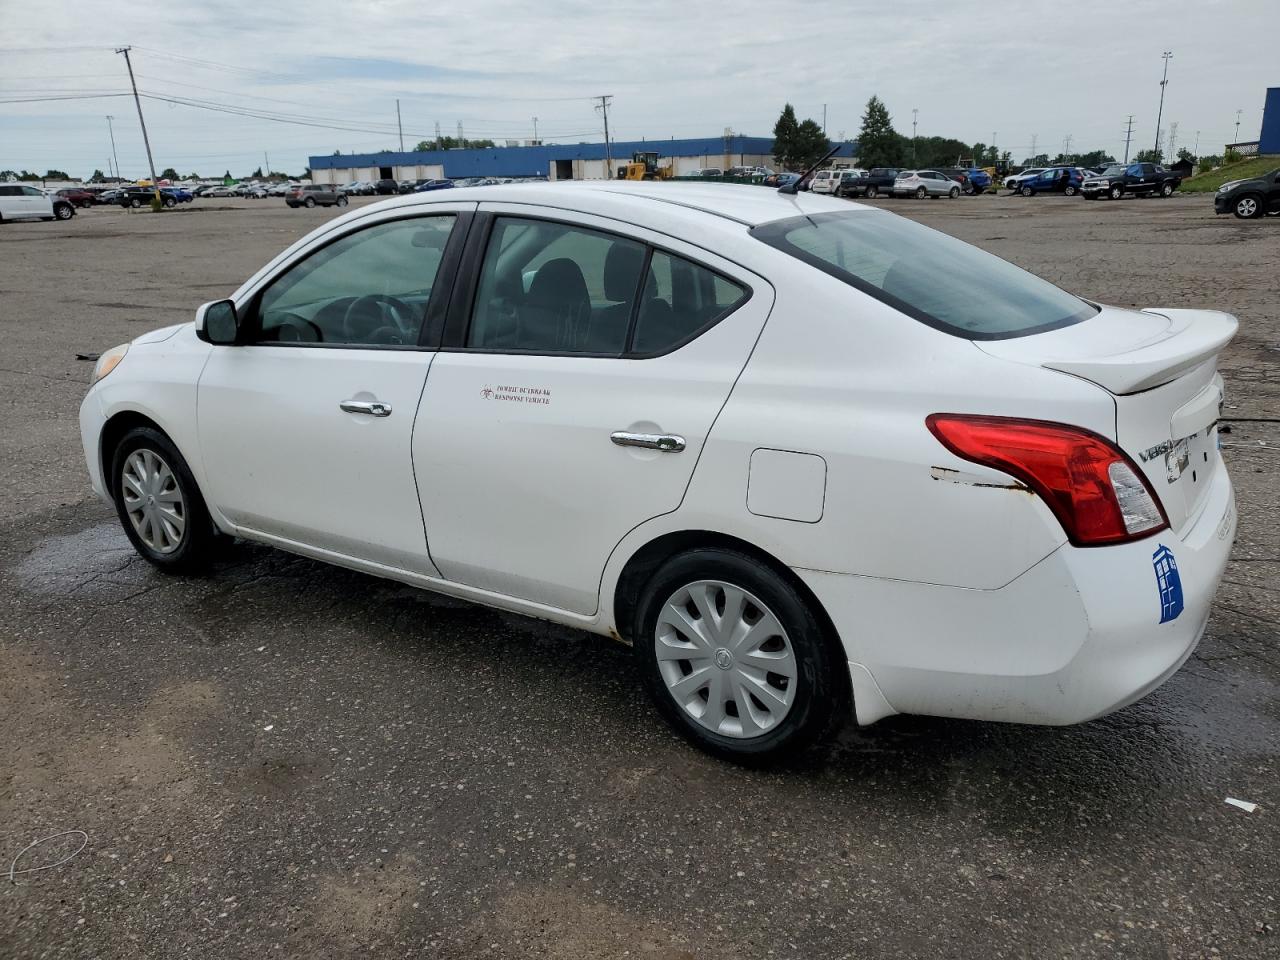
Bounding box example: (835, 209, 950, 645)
(89, 168, 106, 182)
(1023, 153, 1050, 166)
(792, 119, 830, 170)
(251, 166, 263, 178)
(910, 136, 969, 167)
(159, 167, 179, 181)
(1176, 147, 1195, 163)
(44, 168, 70, 179)
(1199, 154, 1222, 170)
(1134, 148, 1163, 163)
(856, 96, 904, 168)
(771, 103, 801, 168)
(1075, 149, 1113, 169)
(185, 172, 201, 180)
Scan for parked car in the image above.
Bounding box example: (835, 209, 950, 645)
(1002, 168, 1046, 191)
(98, 188, 127, 204)
(80, 183, 1238, 763)
(1213, 168, 1280, 219)
(808, 170, 840, 195)
(119, 187, 179, 209)
(837, 167, 900, 199)
(893, 170, 961, 198)
(244, 185, 271, 199)
(1016, 166, 1085, 197)
(1081, 162, 1182, 200)
(268, 182, 297, 197)
(162, 187, 194, 203)
(375, 178, 399, 195)
(203, 185, 239, 198)
(0, 183, 76, 221)
(413, 179, 455, 192)
(960, 168, 992, 195)
(56, 188, 97, 208)
(285, 183, 348, 208)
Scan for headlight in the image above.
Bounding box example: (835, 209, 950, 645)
(1097, 179, 1109, 186)
(91, 343, 129, 385)
(1218, 180, 1241, 193)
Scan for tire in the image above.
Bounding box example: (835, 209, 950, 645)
(915, 186, 927, 199)
(337, 195, 349, 206)
(1159, 182, 1175, 197)
(130, 197, 142, 208)
(55, 203, 75, 220)
(1064, 184, 1078, 197)
(163, 197, 176, 208)
(949, 186, 960, 198)
(864, 185, 878, 198)
(110, 426, 218, 574)
(1020, 185, 1034, 197)
(962, 182, 974, 195)
(1109, 184, 1123, 200)
(304, 197, 316, 208)
(1233, 194, 1263, 219)
(633, 548, 848, 764)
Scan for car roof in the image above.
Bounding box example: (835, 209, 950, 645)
(352, 180, 860, 229)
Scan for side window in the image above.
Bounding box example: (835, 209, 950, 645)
(0, 186, 17, 197)
(253, 216, 454, 346)
(632, 251, 748, 355)
(21, 186, 43, 196)
(468, 218, 645, 354)
(1127, 164, 1142, 177)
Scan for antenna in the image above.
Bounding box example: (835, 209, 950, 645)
(779, 144, 840, 195)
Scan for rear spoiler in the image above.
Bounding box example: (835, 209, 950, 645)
(1043, 309, 1238, 394)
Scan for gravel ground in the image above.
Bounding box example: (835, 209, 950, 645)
(1, 192, 1277, 959)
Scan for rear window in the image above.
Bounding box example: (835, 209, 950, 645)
(751, 210, 1096, 340)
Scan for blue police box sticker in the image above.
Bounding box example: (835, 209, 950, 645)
(1152, 544, 1184, 623)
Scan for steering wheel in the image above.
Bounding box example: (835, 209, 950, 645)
(268, 312, 323, 343)
(341, 294, 416, 344)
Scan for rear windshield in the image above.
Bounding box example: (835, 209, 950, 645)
(751, 210, 1096, 340)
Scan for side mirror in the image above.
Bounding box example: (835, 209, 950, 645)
(195, 299, 240, 345)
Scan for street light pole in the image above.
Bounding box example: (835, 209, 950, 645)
(105, 115, 120, 181)
(912, 108, 918, 165)
(1153, 51, 1172, 157)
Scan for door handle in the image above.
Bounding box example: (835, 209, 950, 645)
(611, 431, 685, 452)
(340, 399, 392, 417)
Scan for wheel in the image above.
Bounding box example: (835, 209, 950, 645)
(337, 195, 349, 206)
(110, 426, 218, 573)
(130, 197, 142, 208)
(163, 197, 176, 208)
(1020, 185, 1034, 197)
(1233, 194, 1263, 219)
(1109, 184, 1123, 200)
(864, 185, 878, 198)
(1159, 182, 1174, 197)
(1064, 185, 1078, 196)
(962, 182, 975, 195)
(55, 203, 75, 220)
(304, 197, 316, 208)
(949, 186, 960, 198)
(915, 186, 927, 199)
(633, 548, 848, 764)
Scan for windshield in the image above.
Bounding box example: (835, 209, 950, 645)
(751, 210, 1097, 340)
(1100, 165, 1127, 176)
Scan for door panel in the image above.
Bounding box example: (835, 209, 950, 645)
(414, 208, 773, 614)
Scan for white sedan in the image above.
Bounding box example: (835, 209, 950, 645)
(79, 182, 1237, 762)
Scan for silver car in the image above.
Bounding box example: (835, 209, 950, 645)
(892, 170, 961, 198)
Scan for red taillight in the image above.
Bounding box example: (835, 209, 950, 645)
(926, 414, 1169, 547)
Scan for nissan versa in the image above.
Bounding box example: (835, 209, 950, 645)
(79, 182, 1237, 762)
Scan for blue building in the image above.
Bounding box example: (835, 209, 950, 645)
(310, 135, 859, 184)
(1259, 87, 1280, 156)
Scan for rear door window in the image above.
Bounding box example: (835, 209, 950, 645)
(752, 210, 1095, 340)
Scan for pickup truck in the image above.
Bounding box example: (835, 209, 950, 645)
(837, 167, 901, 199)
(1081, 162, 1181, 200)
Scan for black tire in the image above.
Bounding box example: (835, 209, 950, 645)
(949, 186, 960, 198)
(1233, 194, 1264, 219)
(163, 197, 176, 208)
(915, 186, 927, 199)
(304, 197, 316, 208)
(633, 548, 849, 764)
(1109, 184, 1123, 200)
(110, 426, 218, 574)
(337, 195, 349, 206)
(864, 185, 878, 198)
(1020, 185, 1034, 197)
(130, 197, 143, 208)
(55, 203, 75, 220)
(1159, 182, 1175, 197)
(1064, 184, 1078, 196)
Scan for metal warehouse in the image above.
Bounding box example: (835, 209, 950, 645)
(309, 135, 858, 183)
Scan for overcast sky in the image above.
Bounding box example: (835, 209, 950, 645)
(1, 0, 1273, 179)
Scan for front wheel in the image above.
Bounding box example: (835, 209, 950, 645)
(130, 197, 142, 208)
(864, 185, 878, 198)
(163, 197, 176, 208)
(1020, 185, 1034, 197)
(1064, 184, 1078, 196)
(634, 549, 848, 764)
(949, 186, 960, 198)
(110, 426, 218, 573)
(1234, 194, 1262, 219)
(55, 203, 75, 220)
(304, 197, 316, 208)
(337, 195, 349, 206)
(1109, 185, 1123, 200)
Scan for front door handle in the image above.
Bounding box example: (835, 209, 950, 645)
(340, 399, 392, 417)
(611, 431, 685, 452)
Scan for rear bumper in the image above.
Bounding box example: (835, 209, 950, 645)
(800, 464, 1235, 726)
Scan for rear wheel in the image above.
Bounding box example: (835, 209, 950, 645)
(915, 186, 927, 199)
(337, 195, 349, 206)
(163, 196, 176, 208)
(634, 549, 848, 764)
(1064, 184, 1078, 196)
(1159, 182, 1175, 197)
(304, 196, 316, 208)
(864, 185, 878, 198)
(1233, 194, 1262, 219)
(110, 426, 218, 573)
(130, 197, 142, 208)
(1020, 184, 1034, 197)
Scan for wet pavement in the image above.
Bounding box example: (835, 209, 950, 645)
(1, 195, 1278, 958)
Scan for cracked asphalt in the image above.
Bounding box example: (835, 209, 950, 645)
(1, 193, 1277, 959)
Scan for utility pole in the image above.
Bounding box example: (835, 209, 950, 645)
(1122, 115, 1134, 162)
(396, 98, 404, 151)
(912, 108, 918, 165)
(1193, 129, 1200, 157)
(434, 121, 441, 148)
(105, 115, 120, 182)
(1062, 133, 1073, 159)
(532, 116, 538, 143)
(115, 47, 161, 202)
(991, 131, 997, 164)
(1167, 121, 1178, 160)
(1154, 51, 1172, 156)
(822, 103, 827, 134)
(595, 95, 613, 179)
(1030, 132, 1038, 159)
(1234, 109, 1242, 143)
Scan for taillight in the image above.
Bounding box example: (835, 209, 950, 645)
(926, 414, 1168, 547)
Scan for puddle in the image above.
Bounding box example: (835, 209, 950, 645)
(12, 521, 149, 597)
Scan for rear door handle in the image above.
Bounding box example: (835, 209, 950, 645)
(340, 399, 392, 417)
(611, 431, 685, 452)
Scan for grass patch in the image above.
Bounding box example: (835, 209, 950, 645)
(1181, 156, 1279, 192)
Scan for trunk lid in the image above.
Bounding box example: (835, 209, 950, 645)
(978, 305, 1237, 534)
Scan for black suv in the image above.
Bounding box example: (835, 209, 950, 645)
(1081, 162, 1182, 200)
(1214, 167, 1280, 219)
(375, 178, 399, 195)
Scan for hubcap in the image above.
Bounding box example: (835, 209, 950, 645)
(121, 449, 186, 554)
(1239, 198, 1257, 216)
(655, 580, 798, 739)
